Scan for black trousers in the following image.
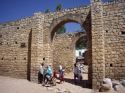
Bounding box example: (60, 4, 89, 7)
(38, 71, 43, 83)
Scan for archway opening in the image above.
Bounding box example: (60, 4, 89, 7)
(75, 35, 90, 88)
(51, 19, 92, 88)
(52, 21, 84, 70)
(51, 20, 79, 41)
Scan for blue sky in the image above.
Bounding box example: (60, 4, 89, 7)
(0, 0, 90, 32)
(65, 23, 82, 32)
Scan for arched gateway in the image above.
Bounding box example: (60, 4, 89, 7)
(0, 0, 125, 89)
(30, 0, 102, 89)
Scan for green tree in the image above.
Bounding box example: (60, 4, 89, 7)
(55, 4, 66, 34)
(56, 3, 62, 11)
(45, 9, 50, 13)
(103, 0, 116, 2)
(76, 37, 87, 49)
(56, 25, 66, 34)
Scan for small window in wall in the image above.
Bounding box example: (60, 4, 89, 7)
(24, 58, 26, 60)
(0, 42, 2, 45)
(106, 30, 108, 33)
(20, 43, 26, 48)
(17, 27, 19, 29)
(1, 57, 4, 60)
(15, 41, 18, 44)
(0, 34, 2, 38)
(110, 64, 113, 67)
(67, 47, 69, 49)
(43, 57, 45, 60)
(121, 31, 125, 35)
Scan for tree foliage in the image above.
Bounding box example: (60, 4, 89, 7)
(103, 0, 116, 2)
(76, 37, 87, 49)
(56, 3, 62, 11)
(55, 4, 66, 34)
(56, 25, 66, 34)
(45, 9, 50, 13)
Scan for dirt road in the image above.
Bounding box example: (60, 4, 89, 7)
(0, 75, 124, 93)
(0, 75, 92, 93)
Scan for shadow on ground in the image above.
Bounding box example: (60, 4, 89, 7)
(64, 78, 91, 89)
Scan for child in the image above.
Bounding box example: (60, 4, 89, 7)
(53, 69, 57, 78)
(59, 67, 65, 83)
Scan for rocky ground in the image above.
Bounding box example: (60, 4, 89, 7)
(0, 73, 125, 93)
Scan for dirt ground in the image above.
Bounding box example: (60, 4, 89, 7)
(0, 74, 125, 93)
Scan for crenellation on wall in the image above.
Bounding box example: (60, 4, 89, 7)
(102, 0, 125, 5)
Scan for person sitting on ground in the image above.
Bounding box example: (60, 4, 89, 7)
(44, 65, 53, 84)
(42, 65, 47, 84)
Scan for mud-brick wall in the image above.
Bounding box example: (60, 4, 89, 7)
(52, 34, 75, 72)
(0, 17, 32, 79)
(103, 1, 125, 80)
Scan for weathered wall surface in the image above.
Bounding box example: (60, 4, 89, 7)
(0, 17, 32, 79)
(0, 6, 91, 82)
(91, 0, 105, 88)
(53, 34, 75, 72)
(52, 32, 86, 72)
(42, 6, 90, 66)
(0, 0, 125, 89)
(103, 1, 125, 80)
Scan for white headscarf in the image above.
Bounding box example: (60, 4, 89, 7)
(59, 65, 62, 70)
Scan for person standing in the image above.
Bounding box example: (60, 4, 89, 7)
(73, 63, 79, 84)
(60, 67, 65, 83)
(58, 65, 65, 83)
(78, 63, 83, 82)
(39, 63, 44, 84)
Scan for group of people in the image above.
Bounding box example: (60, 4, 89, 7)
(38, 63, 65, 86)
(38, 62, 83, 86)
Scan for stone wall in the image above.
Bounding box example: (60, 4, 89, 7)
(91, 0, 105, 88)
(52, 32, 86, 72)
(0, 17, 32, 79)
(0, 0, 125, 89)
(103, 1, 125, 80)
(53, 33, 75, 72)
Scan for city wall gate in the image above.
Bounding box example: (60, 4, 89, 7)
(0, 0, 125, 89)
(30, 1, 104, 89)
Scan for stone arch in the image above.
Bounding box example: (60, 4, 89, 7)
(49, 12, 92, 88)
(71, 32, 87, 48)
(49, 14, 87, 42)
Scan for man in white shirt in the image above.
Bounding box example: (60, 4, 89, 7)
(39, 63, 44, 84)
